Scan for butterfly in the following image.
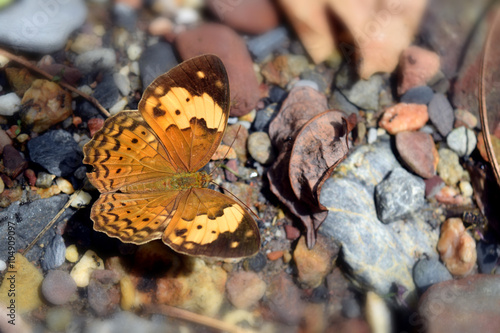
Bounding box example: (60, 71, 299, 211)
(83, 54, 260, 258)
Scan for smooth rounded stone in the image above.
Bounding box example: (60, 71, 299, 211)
(319, 140, 440, 300)
(400, 86, 434, 104)
(446, 126, 477, 157)
(342, 74, 383, 110)
(328, 90, 359, 115)
(3, 144, 28, 177)
(109, 98, 128, 115)
(83, 311, 171, 333)
(396, 131, 438, 179)
(265, 273, 304, 325)
(375, 167, 425, 223)
(75, 48, 116, 75)
(0, 254, 43, 313)
(253, 103, 278, 132)
(35, 172, 55, 188)
(70, 190, 92, 208)
(41, 234, 66, 271)
(226, 271, 266, 309)
(207, 0, 279, 35)
(247, 27, 289, 62)
(458, 180, 473, 197)
(247, 131, 275, 165)
(139, 42, 178, 89)
(0, 260, 5, 271)
(45, 307, 72, 332)
(268, 85, 288, 103)
(428, 93, 454, 137)
(437, 218, 476, 276)
(113, 73, 131, 97)
(70, 250, 104, 287)
(0, 195, 74, 263)
(436, 148, 465, 186)
(292, 79, 319, 91)
(398, 46, 440, 95)
(176, 23, 260, 116)
(413, 257, 452, 294)
(365, 291, 392, 333)
(27, 130, 83, 177)
(418, 275, 500, 333)
(424, 175, 445, 198)
(91, 73, 120, 110)
(65, 244, 79, 263)
(41, 270, 77, 305)
(113, 3, 137, 31)
(367, 127, 378, 144)
(0, 92, 21, 116)
(454, 108, 478, 128)
(0, 129, 12, 154)
(379, 103, 429, 134)
(88, 278, 120, 316)
(244, 252, 267, 272)
(293, 235, 338, 288)
(0, 0, 87, 53)
(477, 240, 500, 274)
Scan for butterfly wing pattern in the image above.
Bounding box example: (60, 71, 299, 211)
(83, 54, 260, 258)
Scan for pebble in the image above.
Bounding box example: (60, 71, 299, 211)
(113, 3, 137, 31)
(424, 175, 445, 198)
(120, 276, 135, 310)
(222, 124, 249, 163)
(3, 144, 28, 177)
(0, 254, 43, 313)
(92, 73, 121, 110)
(244, 252, 267, 272)
(41, 270, 77, 305)
(435, 185, 468, 205)
(65, 245, 79, 263)
(378, 103, 428, 134)
(45, 307, 72, 332)
(268, 85, 288, 103)
(365, 291, 392, 333)
(27, 130, 83, 177)
(367, 127, 378, 144)
(436, 148, 465, 186)
(139, 42, 178, 89)
(418, 275, 500, 333)
(446, 126, 477, 157)
(267, 250, 284, 261)
(70, 250, 104, 287)
(70, 33, 103, 54)
(328, 89, 359, 115)
(398, 46, 440, 95)
(35, 172, 55, 188)
(0, 92, 21, 116)
(21, 79, 73, 133)
(293, 79, 320, 91)
(375, 167, 425, 223)
(454, 108, 478, 128)
(0, 129, 12, 154)
(265, 272, 304, 325)
(343, 74, 383, 110)
(113, 73, 131, 97)
(395, 131, 438, 178)
(413, 257, 452, 294)
(0, 0, 87, 53)
(109, 98, 129, 115)
(252, 103, 278, 132)
(477, 240, 500, 274)
(127, 44, 142, 61)
(70, 191, 92, 208)
(41, 234, 66, 271)
(284, 224, 301, 240)
(458, 180, 473, 197)
(148, 17, 173, 36)
(0, 260, 5, 271)
(87, 117, 105, 137)
(55, 178, 74, 194)
(437, 218, 476, 276)
(247, 27, 289, 62)
(428, 93, 454, 137)
(247, 131, 275, 164)
(226, 271, 267, 309)
(176, 23, 260, 116)
(293, 235, 338, 288)
(400, 86, 434, 104)
(88, 277, 120, 316)
(75, 48, 117, 75)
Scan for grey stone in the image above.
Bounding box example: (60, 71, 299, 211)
(92, 73, 120, 109)
(400, 86, 434, 104)
(139, 42, 178, 89)
(27, 130, 82, 177)
(0, 0, 87, 53)
(428, 93, 454, 137)
(113, 3, 137, 31)
(253, 103, 278, 132)
(292, 80, 319, 91)
(247, 26, 289, 62)
(41, 234, 66, 271)
(446, 126, 477, 157)
(342, 74, 383, 110)
(413, 257, 452, 294)
(329, 89, 359, 115)
(375, 168, 425, 223)
(0, 195, 75, 263)
(319, 140, 439, 300)
(477, 240, 500, 274)
(75, 48, 116, 75)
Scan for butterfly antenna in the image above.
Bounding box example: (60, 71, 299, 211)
(209, 124, 243, 177)
(209, 180, 260, 221)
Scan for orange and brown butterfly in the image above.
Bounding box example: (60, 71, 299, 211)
(83, 54, 260, 258)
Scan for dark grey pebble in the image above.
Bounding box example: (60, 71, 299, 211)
(400, 86, 434, 104)
(413, 257, 452, 294)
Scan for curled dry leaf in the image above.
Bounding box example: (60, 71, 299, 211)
(268, 86, 353, 248)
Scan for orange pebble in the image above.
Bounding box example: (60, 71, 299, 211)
(379, 103, 428, 134)
(267, 250, 284, 261)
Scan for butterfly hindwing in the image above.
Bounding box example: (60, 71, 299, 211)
(83, 111, 177, 193)
(139, 54, 230, 172)
(163, 188, 261, 258)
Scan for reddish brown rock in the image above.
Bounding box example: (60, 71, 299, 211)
(222, 123, 249, 163)
(398, 46, 440, 95)
(418, 275, 500, 333)
(437, 218, 476, 276)
(435, 186, 468, 206)
(267, 250, 284, 261)
(226, 271, 266, 309)
(87, 118, 105, 138)
(396, 131, 438, 179)
(378, 103, 429, 134)
(424, 175, 445, 198)
(175, 24, 260, 117)
(3, 145, 28, 178)
(265, 272, 304, 325)
(0, 129, 12, 154)
(284, 224, 300, 240)
(207, 0, 279, 35)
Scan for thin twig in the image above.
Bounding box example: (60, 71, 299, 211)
(0, 48, 111, 118)
(22, 190, 81, 255)
(144, 304, 255, 333)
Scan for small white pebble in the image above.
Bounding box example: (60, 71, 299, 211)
(459, 180, 473, 197)
(0, 92, 21, 116)
(70, 191, 92, 208)
(129, 61, 140, 76)
(376, 128, 387, 136)
(367, 127, 378, 144)
(65, 244, 79, 263)
(70, 250, 104, 287)
(78, 85, 93, 96)
(109, 98, 129, 115)
(56, 178, 75, 194)
(0, 260, 6, 271)
(175, 7, 199, 25)
(0, 54, 9, 67)
(127, 43, 143, 61)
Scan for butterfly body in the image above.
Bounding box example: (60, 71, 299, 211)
(83, 55, 260, 258)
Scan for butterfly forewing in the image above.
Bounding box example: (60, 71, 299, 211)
(163, 188, 260, 258)
(139, 54, 230, 173)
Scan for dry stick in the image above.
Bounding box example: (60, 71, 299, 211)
(22, 190, 81, 255)
(0, 48, 111, 118)
(145, 304, 254, 333)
